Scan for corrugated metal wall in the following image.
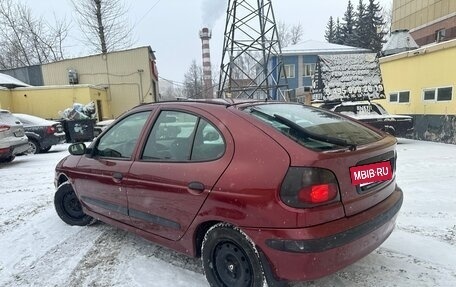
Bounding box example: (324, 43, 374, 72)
(41, 47, 158, 118)
(0, 65, 44, 86)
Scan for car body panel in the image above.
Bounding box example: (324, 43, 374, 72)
(243, 187, 402, 281)
(55, 100, 403, 282)
(0, 110, 29, 160)
(326, 101, 414, 137)
(126, 105, 236, 240)
(13, 113, 66, 152)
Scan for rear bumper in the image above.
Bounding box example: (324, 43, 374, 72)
(0, 142, 30, 158)
(243, 187, 403, 282)
(41, 134, 66, 148)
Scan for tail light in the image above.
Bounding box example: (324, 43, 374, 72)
(46, 126, 56, 134)
(0, 125, 10, 132)
(280, 167, 340, 208)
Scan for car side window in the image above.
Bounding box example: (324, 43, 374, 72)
(191, 119, 225, 161)
(96, 111, 150, 159)
(142, 111, 198, 161)
(141, 111, 225, 162)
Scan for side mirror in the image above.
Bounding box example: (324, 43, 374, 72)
(68, 143, 86, 156)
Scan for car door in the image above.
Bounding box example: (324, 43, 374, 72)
(73, 111, 152, 223)
(126, 107, 234, 240)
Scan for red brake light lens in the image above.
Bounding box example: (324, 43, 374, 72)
(46, 126, 56, 134)
(0, 125, 11, 132)
(280, 167, 340, 208)
(298, 183, 338, 204)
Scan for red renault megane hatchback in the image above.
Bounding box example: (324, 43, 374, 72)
(54, 99, 402, 286)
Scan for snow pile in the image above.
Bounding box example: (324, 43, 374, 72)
(0, 140, 455, 286)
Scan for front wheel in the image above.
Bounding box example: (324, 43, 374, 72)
(202, 223, 265, 287)
(54, 182, 95, 226)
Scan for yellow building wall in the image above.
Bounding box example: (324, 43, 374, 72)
(392, 0, 456, 31)
(377, 39, 456, 115)
(41, 46, 157, 118)
(0, 89, 12, 110)
(7, 86, 110, 120)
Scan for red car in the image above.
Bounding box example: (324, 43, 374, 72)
(54, 100, 402, 286)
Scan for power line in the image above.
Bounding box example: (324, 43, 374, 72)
(158, 76, 185, 87)
(132, 0, 162, 29)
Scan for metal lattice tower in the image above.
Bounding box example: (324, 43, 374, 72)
(217, 0, 287, 100)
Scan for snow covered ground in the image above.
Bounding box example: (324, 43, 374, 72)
(0, 139, 455, 287)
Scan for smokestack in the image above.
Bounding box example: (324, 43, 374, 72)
(199, 27, 213, 98)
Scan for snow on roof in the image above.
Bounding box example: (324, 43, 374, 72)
(382, 30, 419, 56)
(282, 39, 371, 55)
(312, 53, 385, 102)
(0, 73, 31, 88)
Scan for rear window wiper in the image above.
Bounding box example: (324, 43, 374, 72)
(250, 108, 356, 151)
(273, 113, 357, 151)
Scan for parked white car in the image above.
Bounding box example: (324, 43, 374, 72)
(0, 109, 29, 163)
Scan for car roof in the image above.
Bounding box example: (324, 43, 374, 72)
(336, 101, 373, 106)
(13, 113, 58, 125)
(131, 99, 274, 111)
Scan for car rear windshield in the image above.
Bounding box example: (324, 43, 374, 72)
(244, 103, 383, 151)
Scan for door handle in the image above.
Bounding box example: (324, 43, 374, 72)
(112, 172, 123, 182)
(187, 181, 205, 195)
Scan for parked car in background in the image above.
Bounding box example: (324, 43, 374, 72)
(93, 119, 115, 137)
(54, 100, 403, 286)
(0, 110, 29, 163)
(13, 114, 66, 154)
(320, 101, 414, 137)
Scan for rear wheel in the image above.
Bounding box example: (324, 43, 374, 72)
(202, 224, 265, 287)
(41, 146, 52, 153)
(0, 155, 15, 163)
(54, 182, 95, 226)
(27, 139, 40, 154)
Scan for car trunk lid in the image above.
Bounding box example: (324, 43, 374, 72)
(315, 137, 398, 216)
(0, 111, 25, 138)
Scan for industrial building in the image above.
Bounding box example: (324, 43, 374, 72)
(391, 0, 456, 46)
(273, 40, 370, 102)
(0, 46, 159, 119)
(377, 0, 456, 144)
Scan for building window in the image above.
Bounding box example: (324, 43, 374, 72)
(389, 93, 398, 102)
(281, 64, 295, 78)
(435, 29, 446, 42)
(399, 91, 410, 103)
(423, 87, 453, 102)
(389, 91, 409, 103)
(437, 87, 452, 101)
(304, 63, 315, 77)
(423, 89, 435, 101)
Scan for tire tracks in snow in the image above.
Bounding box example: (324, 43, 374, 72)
(66, 225, 128, 287)
(0, 224, 107, 287)
(0, 196, 52, 234)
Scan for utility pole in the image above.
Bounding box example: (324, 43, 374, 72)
(218, 0, 288, 100)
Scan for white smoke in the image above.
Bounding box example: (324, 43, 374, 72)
(201, 0, 226, 27)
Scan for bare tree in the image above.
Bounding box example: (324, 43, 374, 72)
(71, 0, 133, 53)
(277, 20, 304, 48)
(289, 23, 304, 45)
(0, 0, 69, 69)
(277, 20, 291, 48)
(183, 60, 203, 99)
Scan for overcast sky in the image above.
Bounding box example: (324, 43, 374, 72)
(24, 0, 392, 84)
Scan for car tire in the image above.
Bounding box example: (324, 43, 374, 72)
(28, 139, 40, 154)
(41, 146, 52, 153)
(202, 223, 266, 287)
(54, 182, 95, 226)
(0, 155, 15, 163)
